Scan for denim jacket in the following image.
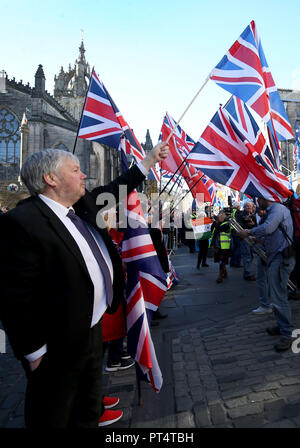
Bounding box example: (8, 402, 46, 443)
(251, 203, 293, 264)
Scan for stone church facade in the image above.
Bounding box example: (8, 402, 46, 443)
(0, 41, 153, 208)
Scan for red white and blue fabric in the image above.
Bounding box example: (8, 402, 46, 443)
(201, 175, 218, 205)
(160, 113, 211, 202)
(119, 138, 167, 392)
(295, 120, 300, 174)
(210, 20, 293, 148)
(78, 70, 123, 148)
(161, 169, 183, 187)
(186, 99, 292, 202)
(79, 69, 158, 181)
(224, 96, 290, 191)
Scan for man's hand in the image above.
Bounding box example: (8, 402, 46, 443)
(237, 229, 251, 239)
(29, 355, 44, 372)
(141, 142, 169, 172)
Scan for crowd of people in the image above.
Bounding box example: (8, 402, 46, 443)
(0, 138, 298, 428)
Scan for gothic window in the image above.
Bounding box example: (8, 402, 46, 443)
(0, 108, 20, 180)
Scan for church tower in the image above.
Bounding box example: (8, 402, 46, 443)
(54, 39, 91, 121)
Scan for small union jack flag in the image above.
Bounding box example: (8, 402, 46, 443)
(210, 20, 293, 148)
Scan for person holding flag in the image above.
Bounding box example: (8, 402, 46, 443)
(0, 141, 169, 428)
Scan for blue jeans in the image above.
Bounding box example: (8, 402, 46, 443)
(230, 235, 241, 266)
(267, 255, 295, 338)
(256, 257, 271, 308)
(240, 239, 255, 277)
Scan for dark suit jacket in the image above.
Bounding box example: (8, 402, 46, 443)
(0, 165, 145, 360)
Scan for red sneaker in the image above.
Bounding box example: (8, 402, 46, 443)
(103, 396, 120, 409)
(98, 409, 123, 427)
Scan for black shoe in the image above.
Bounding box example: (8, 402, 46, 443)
(105, 359, 135, 372)
(121, 350, 131, 360)
(202, 263, 209, 267)
(196, 264, 200, 270)
(266, 326, 281, 336)
(153, 310, 168, 320)
(288, 291, 300, 301)
(274, 337, 293, 352)
(244, 275, 256, 281)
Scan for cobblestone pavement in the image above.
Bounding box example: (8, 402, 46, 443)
(1, 245, 300, 428)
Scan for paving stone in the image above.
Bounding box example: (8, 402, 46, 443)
(252, 382, 280, 392)
(216, 371, 246, 383)
(210, 356, 238, 366)
(182, 345, 194, 353)
(173, 353, 183, 362)
(227, 403, 264, 419)
(232, 415, 265, 428)
(190, 386, 204, 402)
(173, 370, 186, 382)
(222, 388, 253, 402)
(183, 353, 197, 362)
(248, 391, 274, 402)
(188, 377, 201, 387)
(275, 385, 300, 398)
(280, 377, 300, 386)
(263, 419, 297, 428)
(224, 396, 248, 409)
(176, 411, 195, 428)
(206, 391, 221, 406)
(283, 402, 300, 419)
(209, 403, 227, 425)
(193, 404, 211, 427)
(176, 396, 194, 413)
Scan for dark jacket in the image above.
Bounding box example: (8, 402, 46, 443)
(0, 165, 145, 360)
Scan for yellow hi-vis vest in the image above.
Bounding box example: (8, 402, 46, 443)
(210, 221, 231, 250)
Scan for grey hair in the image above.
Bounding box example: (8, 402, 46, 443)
(21, 149, 79, 195)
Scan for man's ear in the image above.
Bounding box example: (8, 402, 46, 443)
(43, 172, 58, 187)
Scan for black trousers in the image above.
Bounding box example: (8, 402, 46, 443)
(22, 321, 103, 428)
(197, 239, 209, 266)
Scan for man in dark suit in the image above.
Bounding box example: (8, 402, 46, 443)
(0, 142, 168, 428)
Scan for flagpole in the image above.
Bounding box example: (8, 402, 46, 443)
(165, 74, 211, 145)
(169, 174, 204, 216)
(72, 66, 94, 154)
(156, 74, 211, 195)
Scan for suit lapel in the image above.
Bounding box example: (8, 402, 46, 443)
(32, 197, 91, 278)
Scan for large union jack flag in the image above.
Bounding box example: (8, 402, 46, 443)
(210, 20, 293, 146)
(186, 97, 292, 202)
(78, 69, 159, 181)
(119, 139, 167, 392)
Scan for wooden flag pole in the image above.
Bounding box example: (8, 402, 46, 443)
(165, 74, 211, 145)
(156, 74, 211, 198)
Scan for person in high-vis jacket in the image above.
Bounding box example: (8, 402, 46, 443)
(210, 210, 232, 283)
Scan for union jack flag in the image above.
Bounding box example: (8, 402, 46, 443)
(78, 69, 159, 181)
(186, 98, 292, 202)
(161, 169, 183, 188)
(210, 20, 293, 148)
(159, 113, 211, 202)
(224, 96, 290, 191)
(119, 139, 167, 392)
(78, 70, 122, 147)
(202, 175, 217, 205)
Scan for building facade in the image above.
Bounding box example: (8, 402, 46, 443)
(0, 41, 124, 208)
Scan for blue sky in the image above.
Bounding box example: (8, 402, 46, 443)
(1, 0, 300, 144)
